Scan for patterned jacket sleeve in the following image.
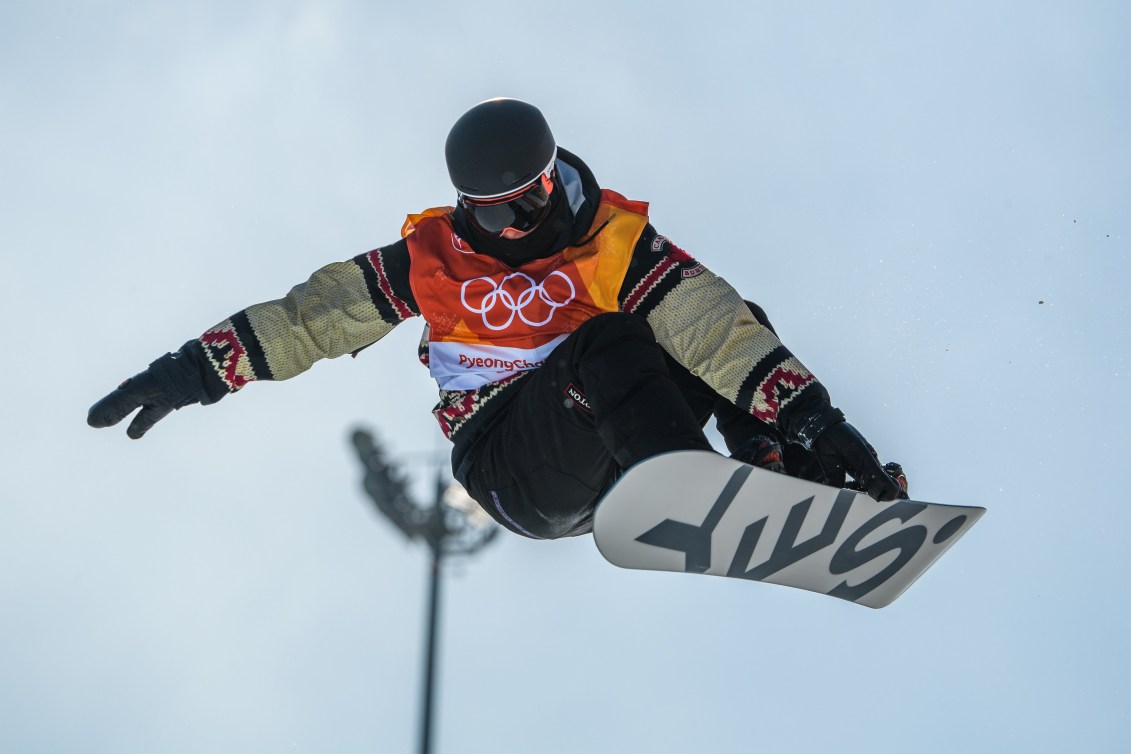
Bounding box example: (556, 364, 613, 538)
(619, 225, 828, 435)
(197, 240, 419, 393)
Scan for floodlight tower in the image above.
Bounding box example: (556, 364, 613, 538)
(351, 429, 499, 754)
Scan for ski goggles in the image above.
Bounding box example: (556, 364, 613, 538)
(459, 157, 557, 235)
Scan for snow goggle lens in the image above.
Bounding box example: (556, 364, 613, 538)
(460, 169, 555, 235)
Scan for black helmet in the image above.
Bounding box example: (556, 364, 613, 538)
(445, 98, 557, 199)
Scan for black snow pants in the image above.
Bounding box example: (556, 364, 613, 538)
(457, 310, 781, 539)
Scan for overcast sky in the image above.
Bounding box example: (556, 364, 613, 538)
(2, 1, 1129, 752)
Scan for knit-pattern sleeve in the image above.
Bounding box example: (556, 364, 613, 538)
(198, 240, 419, 392)
(619, 226, 823, 428)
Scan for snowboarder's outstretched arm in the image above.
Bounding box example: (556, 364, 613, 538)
(621, 227, 904, 501)
(88, 242, 418, 438)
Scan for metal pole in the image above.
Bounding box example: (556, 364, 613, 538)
(419, 545, 442, 754)
(419, 526, 443, 754)
(352, 431, 496, 754)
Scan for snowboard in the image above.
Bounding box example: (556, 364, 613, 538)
(593, 451, 984, 608)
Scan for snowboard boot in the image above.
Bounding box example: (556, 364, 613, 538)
(731, 435, 786, 474)
(846, 461, 909, 498)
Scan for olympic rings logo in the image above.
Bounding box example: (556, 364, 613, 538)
(460, 271, 576, 331)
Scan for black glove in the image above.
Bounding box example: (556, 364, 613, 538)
(87, 342, 217, 439)
(787, 403, 905, 502)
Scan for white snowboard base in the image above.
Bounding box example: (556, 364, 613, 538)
(593, 451, 984, 608)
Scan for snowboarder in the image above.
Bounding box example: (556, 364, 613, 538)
(88, 98, 906, 540)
